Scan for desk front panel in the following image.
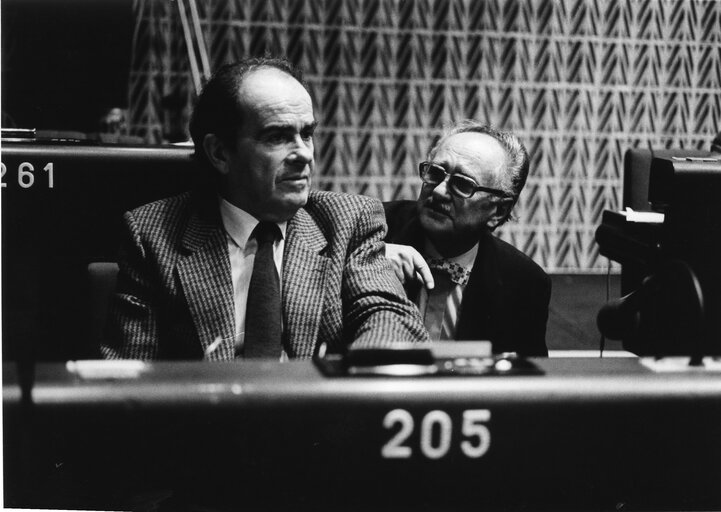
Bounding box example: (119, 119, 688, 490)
(4, 358, 721, 510)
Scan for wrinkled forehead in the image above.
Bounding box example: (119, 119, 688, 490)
(238, 67, 314, 124)
(432, 132, 507, 184)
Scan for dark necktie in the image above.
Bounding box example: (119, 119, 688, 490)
(242, 222, 282, 358)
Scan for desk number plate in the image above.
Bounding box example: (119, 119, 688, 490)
(381, 409, 491, 460)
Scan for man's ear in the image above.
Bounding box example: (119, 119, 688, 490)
(202, 133, 230, 176)
(486, 198, 514, 230)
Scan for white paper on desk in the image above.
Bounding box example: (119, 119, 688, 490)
(640, 357, 721, 372)
(66, 359, 148, 379)
(623, 208, 664, 223)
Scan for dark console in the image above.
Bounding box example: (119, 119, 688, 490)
(596, 147, 721, 357)
(1, 139, 198, 361)
(4, 358, 721, 511)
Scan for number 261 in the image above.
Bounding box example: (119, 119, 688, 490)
(0, 162, 54, 188)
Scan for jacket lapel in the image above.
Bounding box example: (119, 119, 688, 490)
(389, 206, 426, 248)
(177, 194, 236, 360)
(457, 229, 502, 342)
(282, 208, 329, 359)
(388, 207, 426, 300)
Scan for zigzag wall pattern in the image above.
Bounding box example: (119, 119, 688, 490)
(128, 0, 721, 272)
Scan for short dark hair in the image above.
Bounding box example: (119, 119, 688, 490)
(189, 57, 306, 172)
(429, 120, 531, 227)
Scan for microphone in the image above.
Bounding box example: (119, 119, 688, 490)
(597, 276, 655, 341)
(597, 291, 639, 341)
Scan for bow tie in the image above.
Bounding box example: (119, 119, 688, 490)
(427, 258, 471, 286)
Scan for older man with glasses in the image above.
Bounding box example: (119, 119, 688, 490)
(383, 120, 550, 356)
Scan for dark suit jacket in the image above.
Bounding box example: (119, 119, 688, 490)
(101, 190, 428, 360)
(384, 200, 550, 356)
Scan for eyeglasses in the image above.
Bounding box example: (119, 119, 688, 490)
(418, 161, 512, 199)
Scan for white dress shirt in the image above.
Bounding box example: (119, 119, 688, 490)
(219, 198, 287, 356)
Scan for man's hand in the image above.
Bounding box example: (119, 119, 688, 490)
(385, 243, 434, 290)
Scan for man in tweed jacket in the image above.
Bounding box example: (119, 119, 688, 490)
(101, 58, 428, 360)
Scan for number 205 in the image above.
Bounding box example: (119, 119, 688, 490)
(381, 409, 491, 460)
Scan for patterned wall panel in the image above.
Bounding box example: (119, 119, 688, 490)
(128, 0, 721, 272)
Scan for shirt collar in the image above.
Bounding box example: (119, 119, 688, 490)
(219, 197, 287, 248)
(424, 239, 478, 270)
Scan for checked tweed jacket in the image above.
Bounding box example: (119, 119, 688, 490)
(101, 189, 428, 360)
(384, 200, 550, 356)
